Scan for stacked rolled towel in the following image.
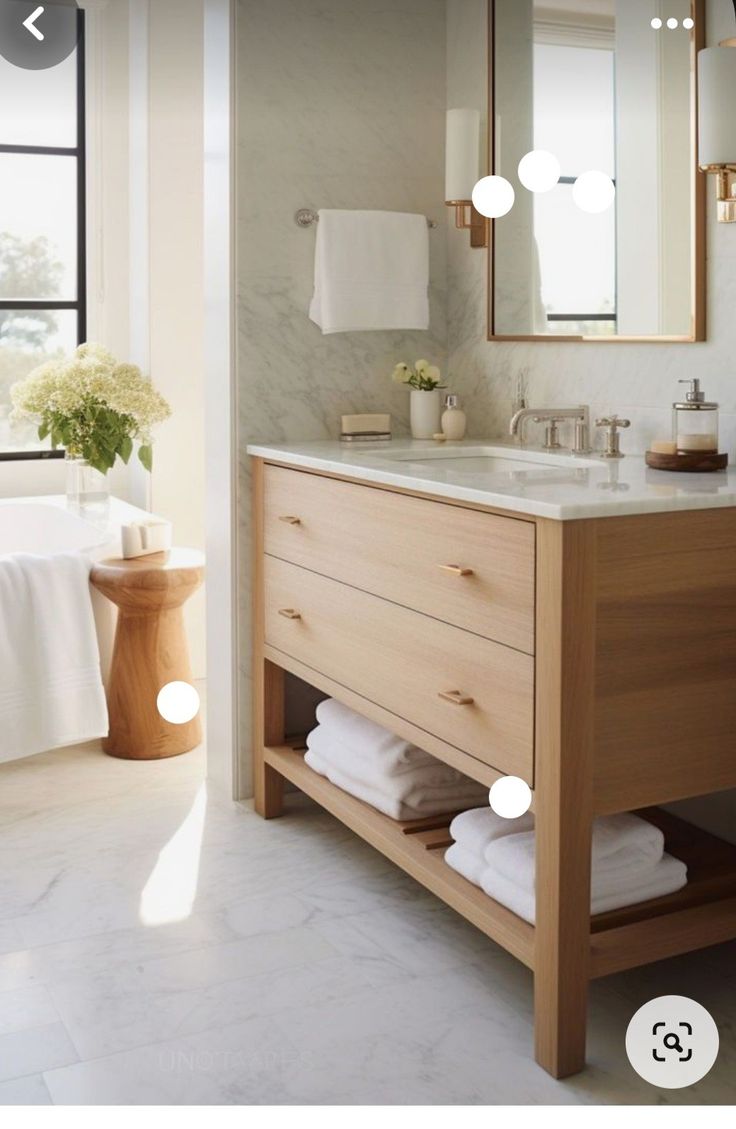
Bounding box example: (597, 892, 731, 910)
(446, 809, 688, 923)
(305, 699, 488, 821)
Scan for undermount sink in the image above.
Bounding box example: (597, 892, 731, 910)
(370, 444, 601, 475)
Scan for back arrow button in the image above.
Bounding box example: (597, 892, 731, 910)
(23, 6, 45, 42)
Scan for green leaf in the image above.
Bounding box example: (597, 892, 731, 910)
(38, 421, 50, 441)
(138, 444, 153, 473)
(119, 436, 133, 465)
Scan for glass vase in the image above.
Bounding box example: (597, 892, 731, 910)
(65, 454, 110, 523)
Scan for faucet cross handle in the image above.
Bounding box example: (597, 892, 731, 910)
(595, 415, 631, 459)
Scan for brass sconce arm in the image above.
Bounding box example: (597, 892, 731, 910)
(445, 200, 489, 248)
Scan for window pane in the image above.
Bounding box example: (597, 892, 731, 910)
(0, 51, 77, 148)
(534, 184, 615, 319)
(0, 154, 77, 300)
(0, 310, 77, 451)
(534, 44, 615, 179)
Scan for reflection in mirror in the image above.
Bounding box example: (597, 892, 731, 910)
(490, 0, 704, 341)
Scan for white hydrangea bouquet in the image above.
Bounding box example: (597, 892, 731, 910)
(391, 359, 444, 391)
(10, 343, 171, 475)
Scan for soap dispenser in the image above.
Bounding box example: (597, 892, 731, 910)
(442, 394, 467, 441)
(673, 379, 719, 454)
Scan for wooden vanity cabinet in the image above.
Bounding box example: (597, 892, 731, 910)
(252, 457, 736, 1079)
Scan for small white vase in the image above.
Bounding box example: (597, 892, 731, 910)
(410, 389, 442, 440)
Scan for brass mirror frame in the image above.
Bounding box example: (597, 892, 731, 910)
(487, 0, 706, 343)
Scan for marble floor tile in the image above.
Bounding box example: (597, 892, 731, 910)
(0, 1074, 52, 1106)
(2, 739, 736, 1104)
(0, 1022, 78, 1083)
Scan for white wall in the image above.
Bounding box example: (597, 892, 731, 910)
(236, 0, 448, 796)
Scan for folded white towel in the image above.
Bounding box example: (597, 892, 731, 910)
(308, 726, 480, 795)
(449, 806, 534, 856)
(304, 749, 485, 821)
(484, 813, 665, 888)
(445, 843, 487, 888)
(480, 853, 688, 924)
(308, 209, 430, 334)
(314, 701, 435, 773)
(0, 552, 109, 763)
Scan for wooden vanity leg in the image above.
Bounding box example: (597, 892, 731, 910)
(252, 456, 286, 818)
(533, 521, 596, 1078)
(253, 659, 286, 818)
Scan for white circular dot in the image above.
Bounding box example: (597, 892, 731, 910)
(667, 17, 679, 29)
(518, 149, 561, 194)
(472, 175, 515, 219)
(683, 17, 694, 30)
(157, 681, 201, 725)
(572, 170, 616, 214)
(489, 776, 532, 819)
(651, 17, 663, 29)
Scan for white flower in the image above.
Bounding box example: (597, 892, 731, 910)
(424, 366, 441, 385)
(391, 363, 411, 384)
(415, 359, 430, 375)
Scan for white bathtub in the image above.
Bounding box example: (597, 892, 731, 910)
(0, 501, 109, 557)
(0, 495, 156, 686)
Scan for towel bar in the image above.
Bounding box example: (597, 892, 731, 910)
(295, 207, 438, 230)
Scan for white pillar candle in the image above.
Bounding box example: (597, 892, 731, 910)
(446, 108, 481, 202)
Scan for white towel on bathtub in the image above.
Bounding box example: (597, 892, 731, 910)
(0, 552, 109, 762)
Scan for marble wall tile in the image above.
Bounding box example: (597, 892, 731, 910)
(236, 0, 448, 795)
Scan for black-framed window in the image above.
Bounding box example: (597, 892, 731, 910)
(0, 11, 86, 461)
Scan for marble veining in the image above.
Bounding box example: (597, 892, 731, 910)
(1, 740, 736, 1104)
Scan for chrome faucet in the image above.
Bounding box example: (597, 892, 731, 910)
(509, 405, 591, 455)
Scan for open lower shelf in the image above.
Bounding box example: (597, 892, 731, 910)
(264, 743, 736, 980)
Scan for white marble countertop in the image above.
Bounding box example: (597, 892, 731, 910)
(247, 438, 736, 520)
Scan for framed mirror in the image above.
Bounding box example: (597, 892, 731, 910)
(487, 0, 705, 342)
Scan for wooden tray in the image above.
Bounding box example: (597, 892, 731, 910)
(646, 450, 728, 473)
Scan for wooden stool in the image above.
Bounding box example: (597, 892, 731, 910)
(91, 548, 205, 760)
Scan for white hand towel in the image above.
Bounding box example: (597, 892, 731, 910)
(449, 806, 535, 856)
(484, 813, 665, 887)
(445, 843, 487, 888)
(480, 853, 688, 925)
(308, 210, 430, 334)
(313, 701, 435, 772)
(304, 749, 484, 822)
(307, 726, 482, 795)
(0, 552, 109, 763)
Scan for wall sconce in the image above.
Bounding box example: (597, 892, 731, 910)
(445, 108, 488, 248)
(698, 40, 736, 223)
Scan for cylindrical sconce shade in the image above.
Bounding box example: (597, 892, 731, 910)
(446, 108, 481, 201)
(698, 47, 736, 167)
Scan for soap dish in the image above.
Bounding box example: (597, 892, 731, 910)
(645, 450, 729, 473)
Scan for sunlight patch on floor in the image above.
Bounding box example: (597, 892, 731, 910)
(139, 782, 207, 926)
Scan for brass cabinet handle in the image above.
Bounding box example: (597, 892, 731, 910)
(278, 608, 302, 620)
(279, 515, 301, 525)
(437, 564, 474, 577)
(438, 690, 475, 706)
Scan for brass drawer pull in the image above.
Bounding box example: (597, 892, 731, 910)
(438, 690, 475, 706)
(278, 608, 302, 620)
(437, 564, 474, 577)
(279, 515, 301, 525)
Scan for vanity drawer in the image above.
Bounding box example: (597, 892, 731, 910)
(264, 464, 536, 654)
(264, 556, 535, 783)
